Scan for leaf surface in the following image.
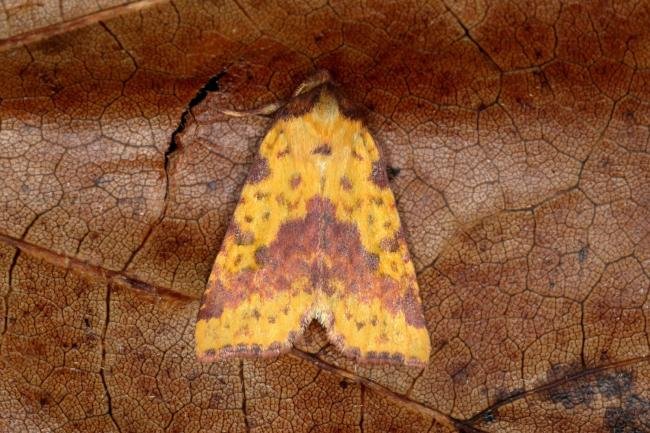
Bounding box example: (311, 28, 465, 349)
(1, 1, 649, 432)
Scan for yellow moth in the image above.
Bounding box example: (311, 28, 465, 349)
(196, 71, 430, 366)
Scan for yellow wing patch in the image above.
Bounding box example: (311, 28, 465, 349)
(196, 75, 431, 366)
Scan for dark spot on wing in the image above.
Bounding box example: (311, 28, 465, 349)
(341, 176, 352, 191)
(254, 247, 269, 266)
(370, 161, 389, 188)
(248, 157, 270, 183)
(234, 229, 254, 245)
(312, 143, 332, 155)
(290, 174, 301, 189)
(380, 236, 399, 252)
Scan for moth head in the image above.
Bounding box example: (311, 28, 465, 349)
(293, 70, 333, 97)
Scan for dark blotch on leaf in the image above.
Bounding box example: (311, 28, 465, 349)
(386, 166, 401, 181)
(548, 382, 595, 409)
(596, 371, 633, 398)
(578, 245, 589, 263)
(482, 411, 495, 423)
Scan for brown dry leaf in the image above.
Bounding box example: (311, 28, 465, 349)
(1, 1, 649, 432)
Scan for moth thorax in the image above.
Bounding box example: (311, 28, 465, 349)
(314, 90, 340, 123)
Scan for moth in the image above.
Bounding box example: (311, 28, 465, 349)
(195, 71, 430, 366)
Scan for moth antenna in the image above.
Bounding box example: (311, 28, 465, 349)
(217, 70, 333, 117)
(218, 101, 285, 118)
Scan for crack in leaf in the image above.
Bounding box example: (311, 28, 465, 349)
(0, 249, 20, 348)
(99, 283, 122, 433)
(122, 70, 228, 272)
(240, 360, 251, 433)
